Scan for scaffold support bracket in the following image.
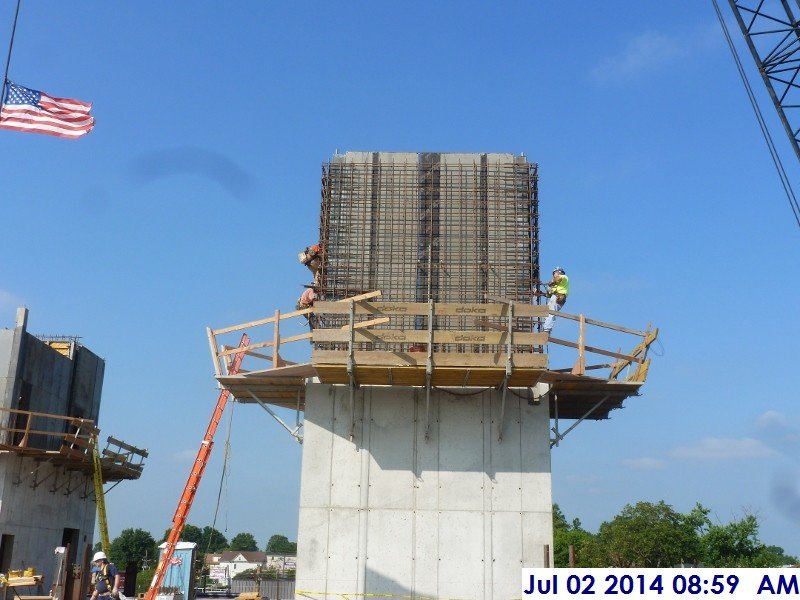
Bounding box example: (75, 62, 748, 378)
(497, 301, 514, 442)
(246, 391, 303, 443)
(424, 299, 434, 441)
(550, 394, 611, 448)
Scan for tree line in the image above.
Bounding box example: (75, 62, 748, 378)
(101, 527, 298, 593)
(554, 501, 798, 567)
(101, 526, 297, 570)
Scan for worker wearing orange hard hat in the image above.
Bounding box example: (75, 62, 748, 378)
(298, 243, 322, 285)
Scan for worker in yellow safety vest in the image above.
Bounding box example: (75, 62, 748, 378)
(542, 267, 569, 334)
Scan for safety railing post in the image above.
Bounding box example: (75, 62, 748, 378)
(272, 309, 281, 369)
(571, 314, 586, 375)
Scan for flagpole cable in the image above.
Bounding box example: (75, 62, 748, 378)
(1, 0, 22, 111)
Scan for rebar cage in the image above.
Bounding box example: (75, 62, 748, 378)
(317, 151, 540, 348)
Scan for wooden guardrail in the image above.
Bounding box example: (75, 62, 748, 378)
(0, 407, 146, 478)
(208, 291, 382, 376)
(209, 295, 657, 383)
(0, 406, 96, 452)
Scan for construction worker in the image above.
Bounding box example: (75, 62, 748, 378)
(542, 267, 569, 334)
(296, 284, 319, 329)
(298, 244, 322, 285)
(90, 551, 121, 600)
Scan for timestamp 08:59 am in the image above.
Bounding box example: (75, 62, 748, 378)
(521, 568, 799, 598)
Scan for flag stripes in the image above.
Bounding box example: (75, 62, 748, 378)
(0, 81, 94, 139)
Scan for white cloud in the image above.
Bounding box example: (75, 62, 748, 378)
(592, 32, 686, 82)
(591, 24, 720, 83)
(755, 411, 800, 451)
(669, 437, 777, 461)
(623, 457, 666, 471)
(756, 410, 788, 430)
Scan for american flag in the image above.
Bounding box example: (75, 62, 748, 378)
(0, 81, 94, 139)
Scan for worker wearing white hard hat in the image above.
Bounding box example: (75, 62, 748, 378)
(91, 550, 121, 600)
(542, 267, 569, 334)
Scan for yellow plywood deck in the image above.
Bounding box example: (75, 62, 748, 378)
(217, 361, 644, 420)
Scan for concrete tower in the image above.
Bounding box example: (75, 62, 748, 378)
(210, 151, 657, 600)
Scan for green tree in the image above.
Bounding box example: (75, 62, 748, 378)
(266, 534, 296, 554)
(109, 528, 158, 569)
(199, 526, 228, 553)
(160, 525, 226, 552)
(136, 568, 154, 595)
(162, 524, 203, 545)
(229, 532, 258, 552)
(552, 504, 597, 567)
(232, 568, 257, 580)
(593, 501, 702, 567)
(700, 513, 799, 567)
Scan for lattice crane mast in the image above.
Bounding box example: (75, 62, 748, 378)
(144, 334, 249, 600)
(727, 0, 800, 162)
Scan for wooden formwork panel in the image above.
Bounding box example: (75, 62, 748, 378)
(312, 350, 547, 369)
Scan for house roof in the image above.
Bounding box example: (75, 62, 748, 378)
(218, 551, 267, 563)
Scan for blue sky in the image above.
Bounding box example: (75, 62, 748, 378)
(1, 1, 799, 557)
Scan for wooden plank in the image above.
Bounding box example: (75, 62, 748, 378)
(106, 436, 148, 456)
(315, 301, 545, 318)
(571, 314, 586, 376)
(552, 310, 648, 337)
(212, 312, 288, 335)
(340, 316, 390, 330)
(102, 449, 129, 462)
(512, 304, 550, 317)
(315, 328, 428, 343)
(548, 337, 643, 363)
(59, 447, 86, 460)
(313, 350, 547, 369)
(314, 301, 430, 316)
(313, 328, 548, 345)
(334, 290, 382, 302)
(221, 363, 316, 378)
(211, 291, 381, 334)
(0, 407, 97, 425)
(62, 435, 92, 449)
(474, 318, 507, 331)
(272, 309, 281, 369)
(627, 358, 651, 383)
(222, 376, 309, 387)
(245, 349, 275, 361)
(433, 303, 510, 317)
(7, 577, 43, 587)
(218, 332, 312, 357)
(610, 328, 659, 379)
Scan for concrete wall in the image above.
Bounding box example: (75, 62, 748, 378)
(0, 311, 28, 415)
(0, 455, 95, 586)
(0, 313, 103, 591)
(296, 383, 553, 600)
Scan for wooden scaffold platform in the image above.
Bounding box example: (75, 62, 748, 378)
(207, 292, 658, 444)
